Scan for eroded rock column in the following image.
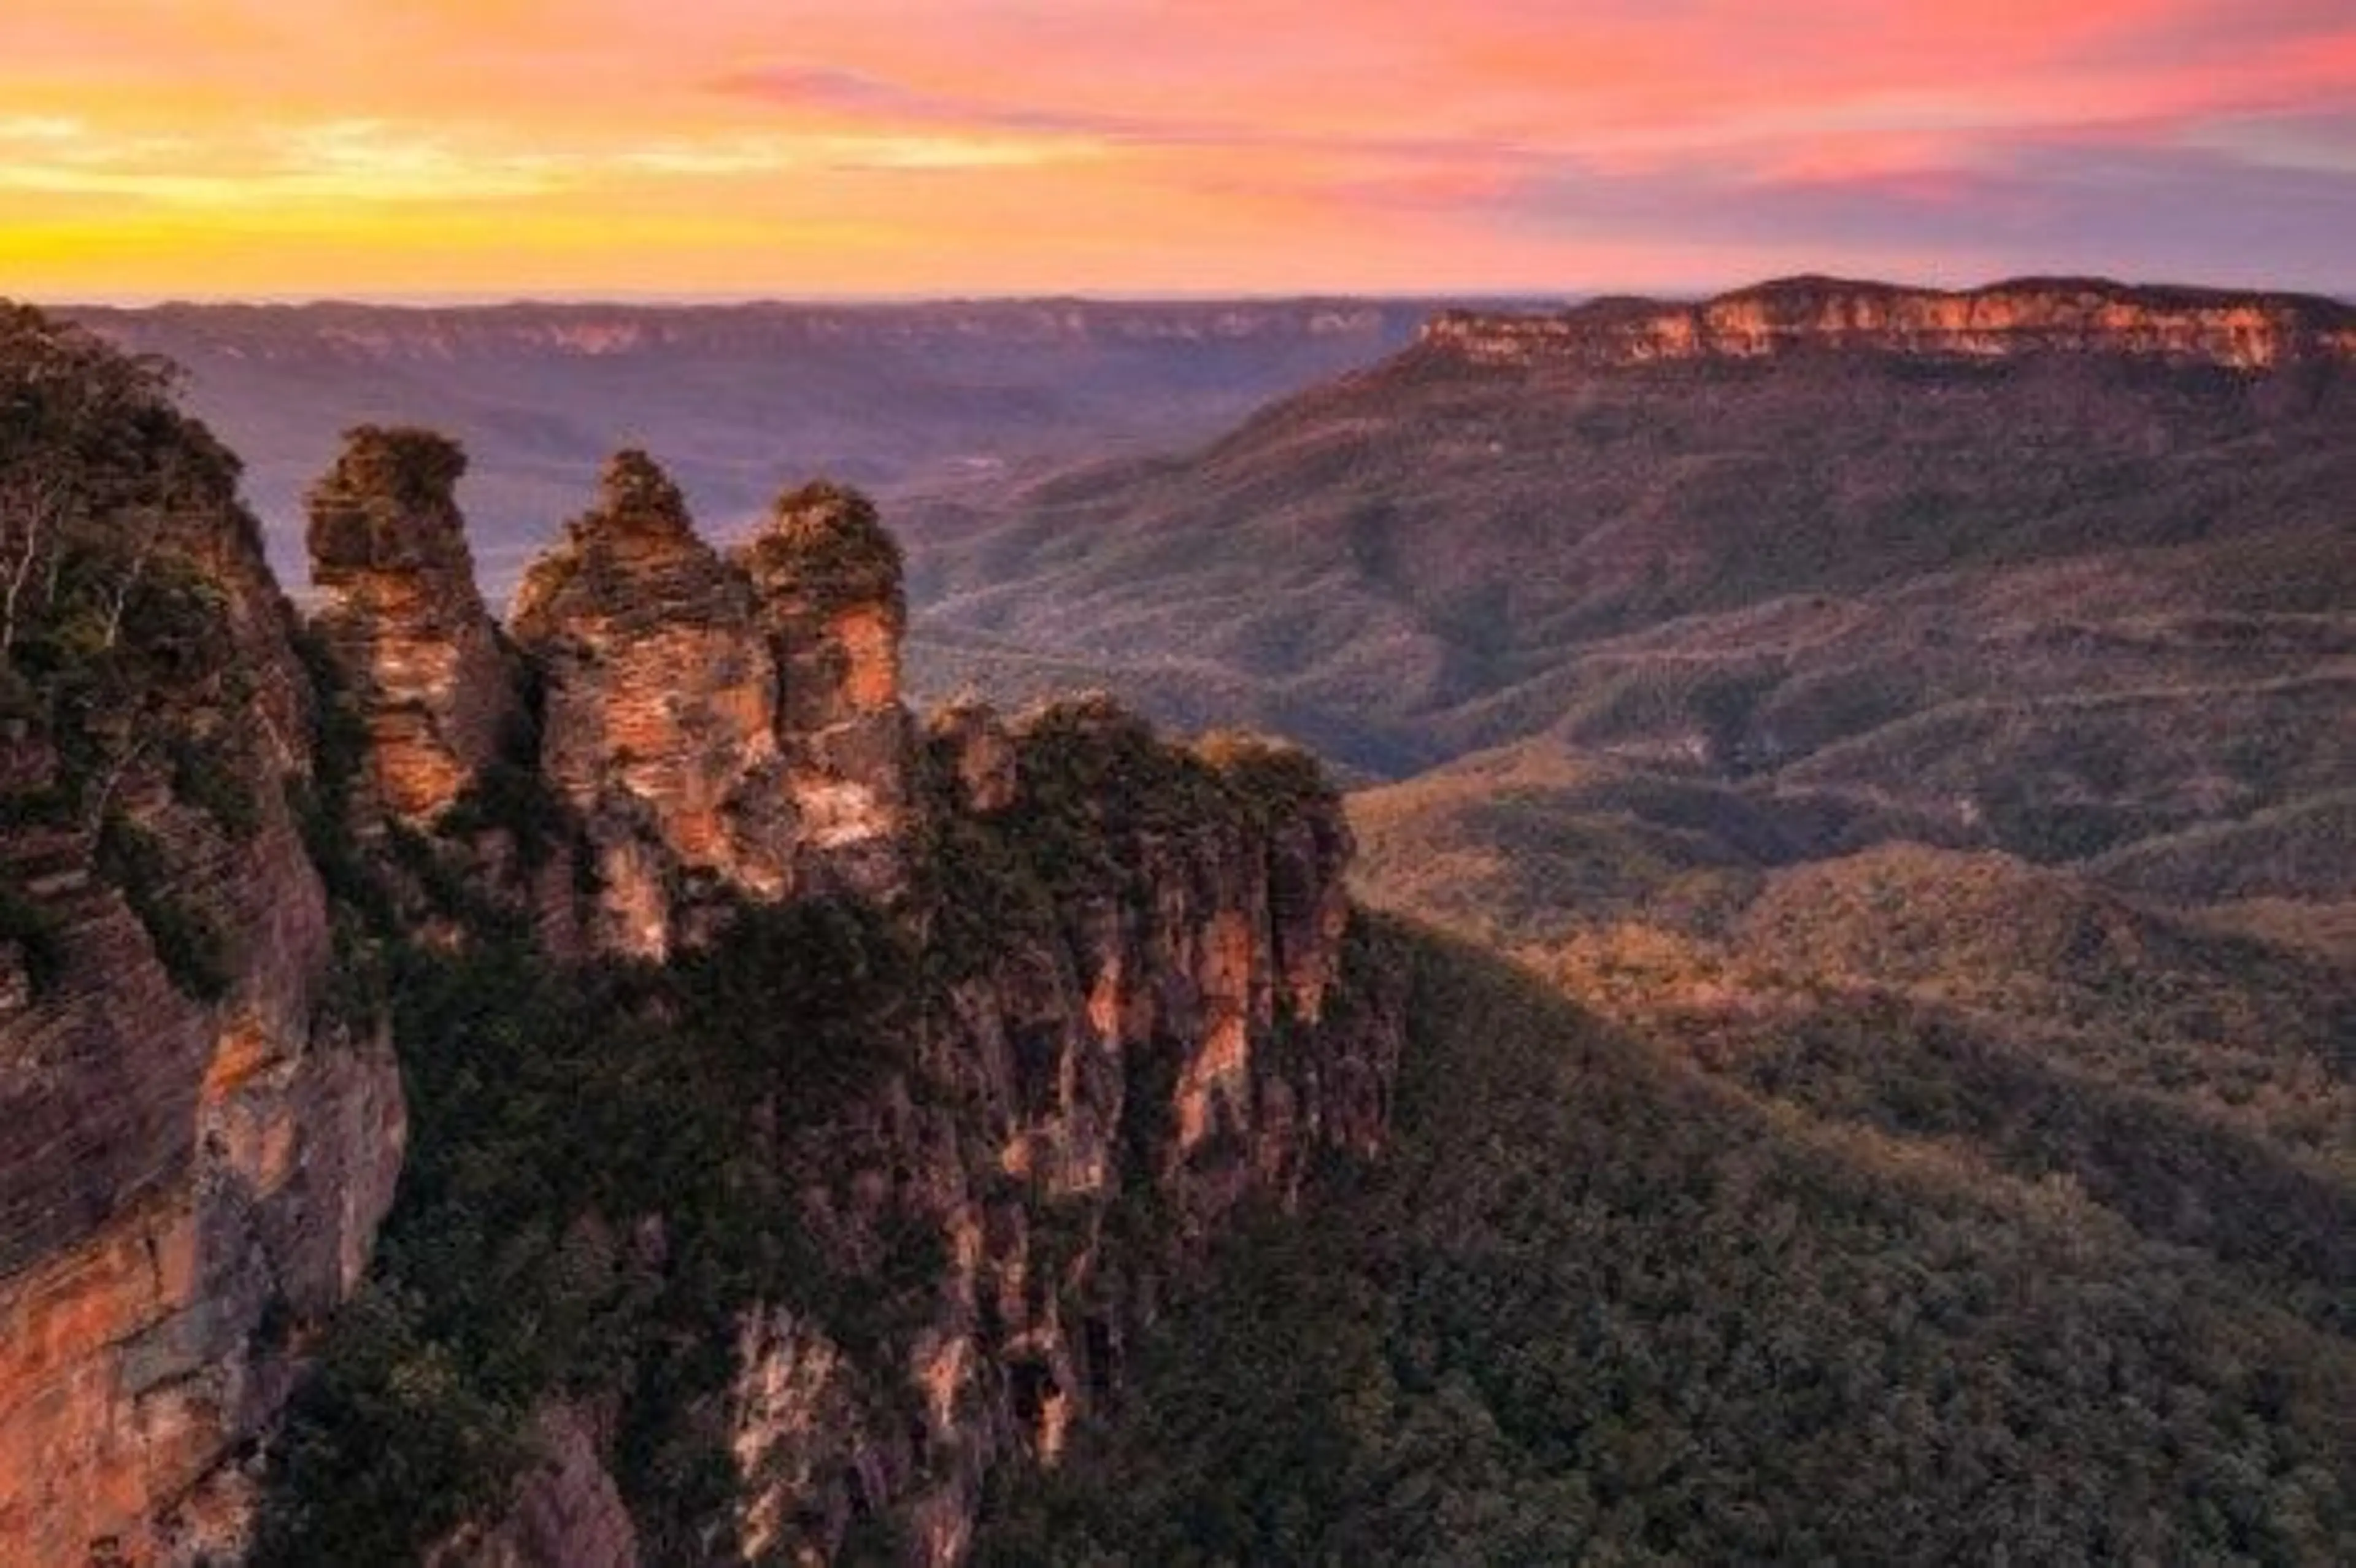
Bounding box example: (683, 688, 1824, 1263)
(306, 426, 518, 826)
(737, 482, 912, 900)
(509, 452, 794, 958)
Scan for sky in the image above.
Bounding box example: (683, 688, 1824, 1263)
(2, 1, 2354, 302)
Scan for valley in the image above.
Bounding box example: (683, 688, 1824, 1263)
(961, 279, 2356, 1558)
(4, 275, 2353, 1564)
(71, 299, 1476, 600)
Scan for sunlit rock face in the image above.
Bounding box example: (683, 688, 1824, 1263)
(319, 453, 924, 959)
(508, 452, 796, 959)
(6, 380, 1404, 1564)
(1424, 277, 2356, 370)
(707, 704, 1404, 1568)
(1, 449, 403, 1567)
(305, 426, 519, 827)
(736, 481, 913, 901)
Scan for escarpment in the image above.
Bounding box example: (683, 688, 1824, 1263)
(273, 443, 1406, 1564)
(6, 305, 1404, 1567)
(705, 701, 1403, 1566)
(0, 315, 403, 1566)
(1424, 275, 2356, 370)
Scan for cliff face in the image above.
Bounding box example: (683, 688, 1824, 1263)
(506, 458, 915, 958)
(1423, 276, 2356, 370)
(736, 482, 911, 899)
(715, 702, 1402, 1566)
(6, 307, 1404, 1567)
(304, 427, 519, 828)
(508, 452, 798, 959)
(0, 316, 403, 1566)
(284, 447, 1403, 1564)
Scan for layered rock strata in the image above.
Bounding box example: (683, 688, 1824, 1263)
(507, 452, 798, 959)
(1425, 275, 2356, 370)
(736, 482, 912, 899)
(499, 459, 918, 958)
(0, 429, 404, 1566)
(305, 426, 520, 826)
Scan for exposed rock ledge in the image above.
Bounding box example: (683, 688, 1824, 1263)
(1422, 276, 2356, 371)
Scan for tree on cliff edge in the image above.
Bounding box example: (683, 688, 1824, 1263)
(0, 303, 231, 666)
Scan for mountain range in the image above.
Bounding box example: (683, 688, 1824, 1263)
(961, 277, 2356, 1562)
(5, 277, 2353, 1563)
(70, 299, 1497, 597)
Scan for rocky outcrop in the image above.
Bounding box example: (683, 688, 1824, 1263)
(499, 459, 917, 957)
(306, 427, 520, 826)
(6, 342, 1404, 1567)
(0, 368, 404, 1566)
(397, 696, 1403, 1568)
(709, 702, 1404, 1566)
(288, 435, 1406, 1562)
(1424, 276, 2356, 371)
(508, 452, 796, 959)
(737, 482, 912, 899)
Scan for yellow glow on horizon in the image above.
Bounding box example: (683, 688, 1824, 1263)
(1, 2, 2351, 299)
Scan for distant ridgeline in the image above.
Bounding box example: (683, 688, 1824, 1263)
(67, 296, 1467, 599)
(914, 269, 2356, 798)
(0, 305, 1405, 1566)
(1421, 275, 2356, 369)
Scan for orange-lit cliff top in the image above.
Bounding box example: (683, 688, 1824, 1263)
(1424, 277, 2356, 371)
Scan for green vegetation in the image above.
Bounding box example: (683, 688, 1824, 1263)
(753, 479, 906, 615)
(244, 654, 1388, 1558)
(260, 686, 1350, 1561)
(912, 698, 1340, 977)
(1191, 728, 1337, 830)
(94, 812, 230, 1002)
(303, 425, 469, 564)
(1358, 759, 2356, 1310)
(0, 303, 277, 1004)
(258, 1285, 526, 1564)
(284, 623, 391, 930)
(254, 899, 920, 1564)
(976, 925, 2356, 1564)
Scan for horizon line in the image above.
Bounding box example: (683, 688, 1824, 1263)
(33, 274, 2356, 314)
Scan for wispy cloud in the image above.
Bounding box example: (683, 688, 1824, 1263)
(4, 1, 2355, 295)
(0, 120, 571, 206)
(714, 64, 1145, 139)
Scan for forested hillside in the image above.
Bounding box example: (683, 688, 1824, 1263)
(969, 282, 2356, 1564)
(977, 927, 2356, 1564)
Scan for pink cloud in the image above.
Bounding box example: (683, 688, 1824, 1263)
(2, 1, 2352, 296)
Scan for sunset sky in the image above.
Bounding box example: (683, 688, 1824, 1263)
(4, 1, 2354, 301)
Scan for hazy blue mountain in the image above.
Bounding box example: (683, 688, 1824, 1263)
(72, 298, 1521, 599)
